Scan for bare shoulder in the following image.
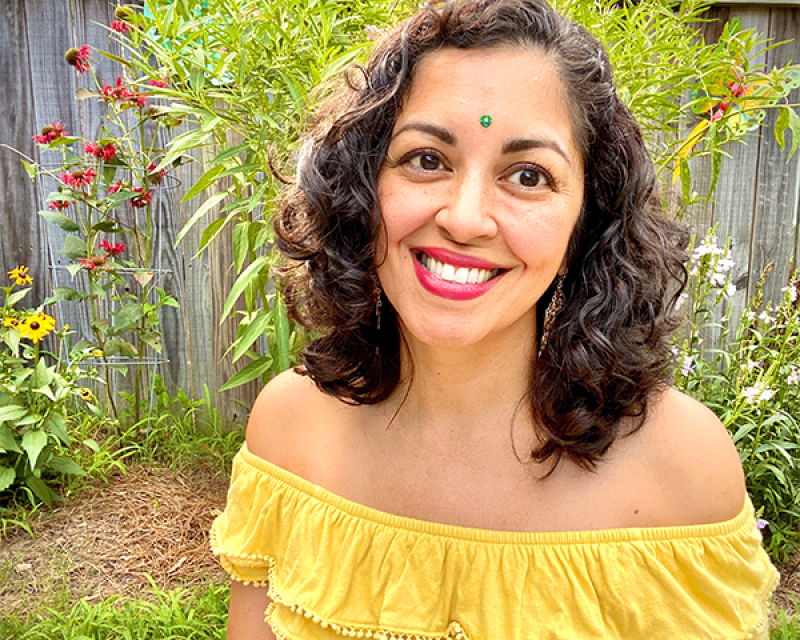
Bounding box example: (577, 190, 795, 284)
(245, 369, 343, 475)
(625, 387, 746, 525)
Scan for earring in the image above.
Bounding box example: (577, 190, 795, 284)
(373, 273, 382, 332)
(538, 274, 565, 358)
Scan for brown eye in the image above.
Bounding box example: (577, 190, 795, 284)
(509, 167, 546, 187)
(410, 153, 441, 171)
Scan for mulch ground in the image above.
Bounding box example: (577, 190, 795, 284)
(0, 465, 229, 616)
(0, 466, 798, 621)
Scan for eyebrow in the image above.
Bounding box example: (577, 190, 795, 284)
(392, 122, 572, 166)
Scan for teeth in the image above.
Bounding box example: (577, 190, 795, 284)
(420, 253, 496, 284)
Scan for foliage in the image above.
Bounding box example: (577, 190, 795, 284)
(0, 583, 229, 639)
(674, 228, 800, 561)
(25, 29, 180, 423)
(0, 270, 104, 507)
(559, 0, 800, 204)
(771, 599, 800, 639)
(98, 0, 417, 390)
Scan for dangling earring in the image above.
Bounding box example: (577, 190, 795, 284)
(538, 274, 565, 358)
(373, 272, 382, 332)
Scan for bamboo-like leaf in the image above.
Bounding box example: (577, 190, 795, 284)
(775, 106, 790, 150)
(219, 355, 273, 392)
(181, 164, 226, 202)
(221, 256, 270, 321)
(233, 309, 272, 362)
(232, 222, 250, 272)
(209, 142, 252, 166)
(273, 290, 291, 373)
(787, 108, 800, 161)
(175, 191, 229, 246)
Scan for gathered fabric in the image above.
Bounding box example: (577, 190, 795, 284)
(211, 444, 779, 640)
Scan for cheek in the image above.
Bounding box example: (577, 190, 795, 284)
(504, 213, 577, 268)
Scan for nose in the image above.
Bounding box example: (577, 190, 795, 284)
(434, 170, 498, 244)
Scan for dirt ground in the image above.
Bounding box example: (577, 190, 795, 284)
(0, 465, 229, 617)
(0, 466, 798, 621)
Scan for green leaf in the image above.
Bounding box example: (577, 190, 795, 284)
(209, 142, 251, 166)
(221, 256, 270, 321)
(48, 456, 87, 476)
(104, 337, 139, 358)
(112, 303, 145, 333)
(0, 466, 15, 492)
(82, 438, 100, 453)
(182, 164, 225, 203)
(39, 210, 81, 233)
(0, 425, 20, 453)
(0, 405, 28, 424)
(787, 108, 800, 161)
(139, 330, 163, 354)
(219, 356, 273, 392)
(232, 222, 251, 274)
(23, 161, 37, 180)
(190, 47, 206, 92)
(65, 263, 82, 278)
(6, 287, 32, 307)
(233, 309, 272, 362)
(44, 412, 70, 446)
(97, 50, 131, 68)
(3, 328, 19, 357)
(32, 357, 54, 389)
(680, 158, 691, 204)
(273, 290, 291, 374)
(44, 286, 87, 305)
(24, 474, 54, 506)
(774, 106, 790, 150)
(197, 217, 228, 254)
(175, 191, 229, 246)
(22, 430, 48, 472)
(91, 220, 122, 233)
(59, 235, 86, 260)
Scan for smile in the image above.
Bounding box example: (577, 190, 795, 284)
(417, 252, 500, 284)
(411, 249, 505, 301)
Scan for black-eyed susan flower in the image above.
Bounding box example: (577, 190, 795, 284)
(19, 312, 56, 343)
(79, 387, 93, 400)
(8, 266, 32, 286)
(3, 317, 20, 328)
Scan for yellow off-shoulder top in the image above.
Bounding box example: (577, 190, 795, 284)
(211, 445, 779, 640)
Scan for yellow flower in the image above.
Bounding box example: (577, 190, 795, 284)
(3, 317, 19, 328)
(19, 312, 56, 343)
(78, 387, 93, 400)
(8, 266, 32, 286)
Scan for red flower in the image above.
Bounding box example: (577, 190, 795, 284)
(147, 162, 167, 185)
(85, 141, 116, 160)
(101, 77, 133, 102)
(108, 180, 123, 195)
(110, 20, 129, 34)
(130, 187, 152, 208)
(64, 45, 90, 73)
(132, 93, 148, 108)
(79, 255, 108, 272)
(60, 168, 96, 190)
(99, 239, 126, 257)
(48, 200, 73, 211)
(149, 78, 169, 88)
(32, 121, 67, 144)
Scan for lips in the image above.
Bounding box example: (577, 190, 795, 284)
(411, 247, 505, 301)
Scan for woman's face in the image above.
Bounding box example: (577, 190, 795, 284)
(376, 46, 585, 351)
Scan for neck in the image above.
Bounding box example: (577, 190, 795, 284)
(389, 318, 537, 438)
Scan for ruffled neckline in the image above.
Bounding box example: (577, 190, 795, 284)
(239, 444, 753, 546)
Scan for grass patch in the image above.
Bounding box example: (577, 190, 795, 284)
(0, 582, 229, 639)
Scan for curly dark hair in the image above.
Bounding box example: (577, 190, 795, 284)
(275, 0, 688, 470)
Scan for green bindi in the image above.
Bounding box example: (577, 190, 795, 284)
(480, 114, 492, 128)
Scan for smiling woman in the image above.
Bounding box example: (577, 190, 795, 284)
(212, 0, 779, 638)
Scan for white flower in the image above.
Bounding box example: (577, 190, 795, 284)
(758, 311, 773, 324)
(681, 356, 695, 376)
(723, 282, 737, 299)
(742, 382, 775, 405)
(675, 292, 689, 311)
(710, 272, 727, 288)
(788, 366, 800, 386)
(717, 257, 736, 273)
(782, 284, 798, 303)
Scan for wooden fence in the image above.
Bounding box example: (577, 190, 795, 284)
(0, 0, 799, 422)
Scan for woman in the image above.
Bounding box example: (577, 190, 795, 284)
(213, 0, 779, 638)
